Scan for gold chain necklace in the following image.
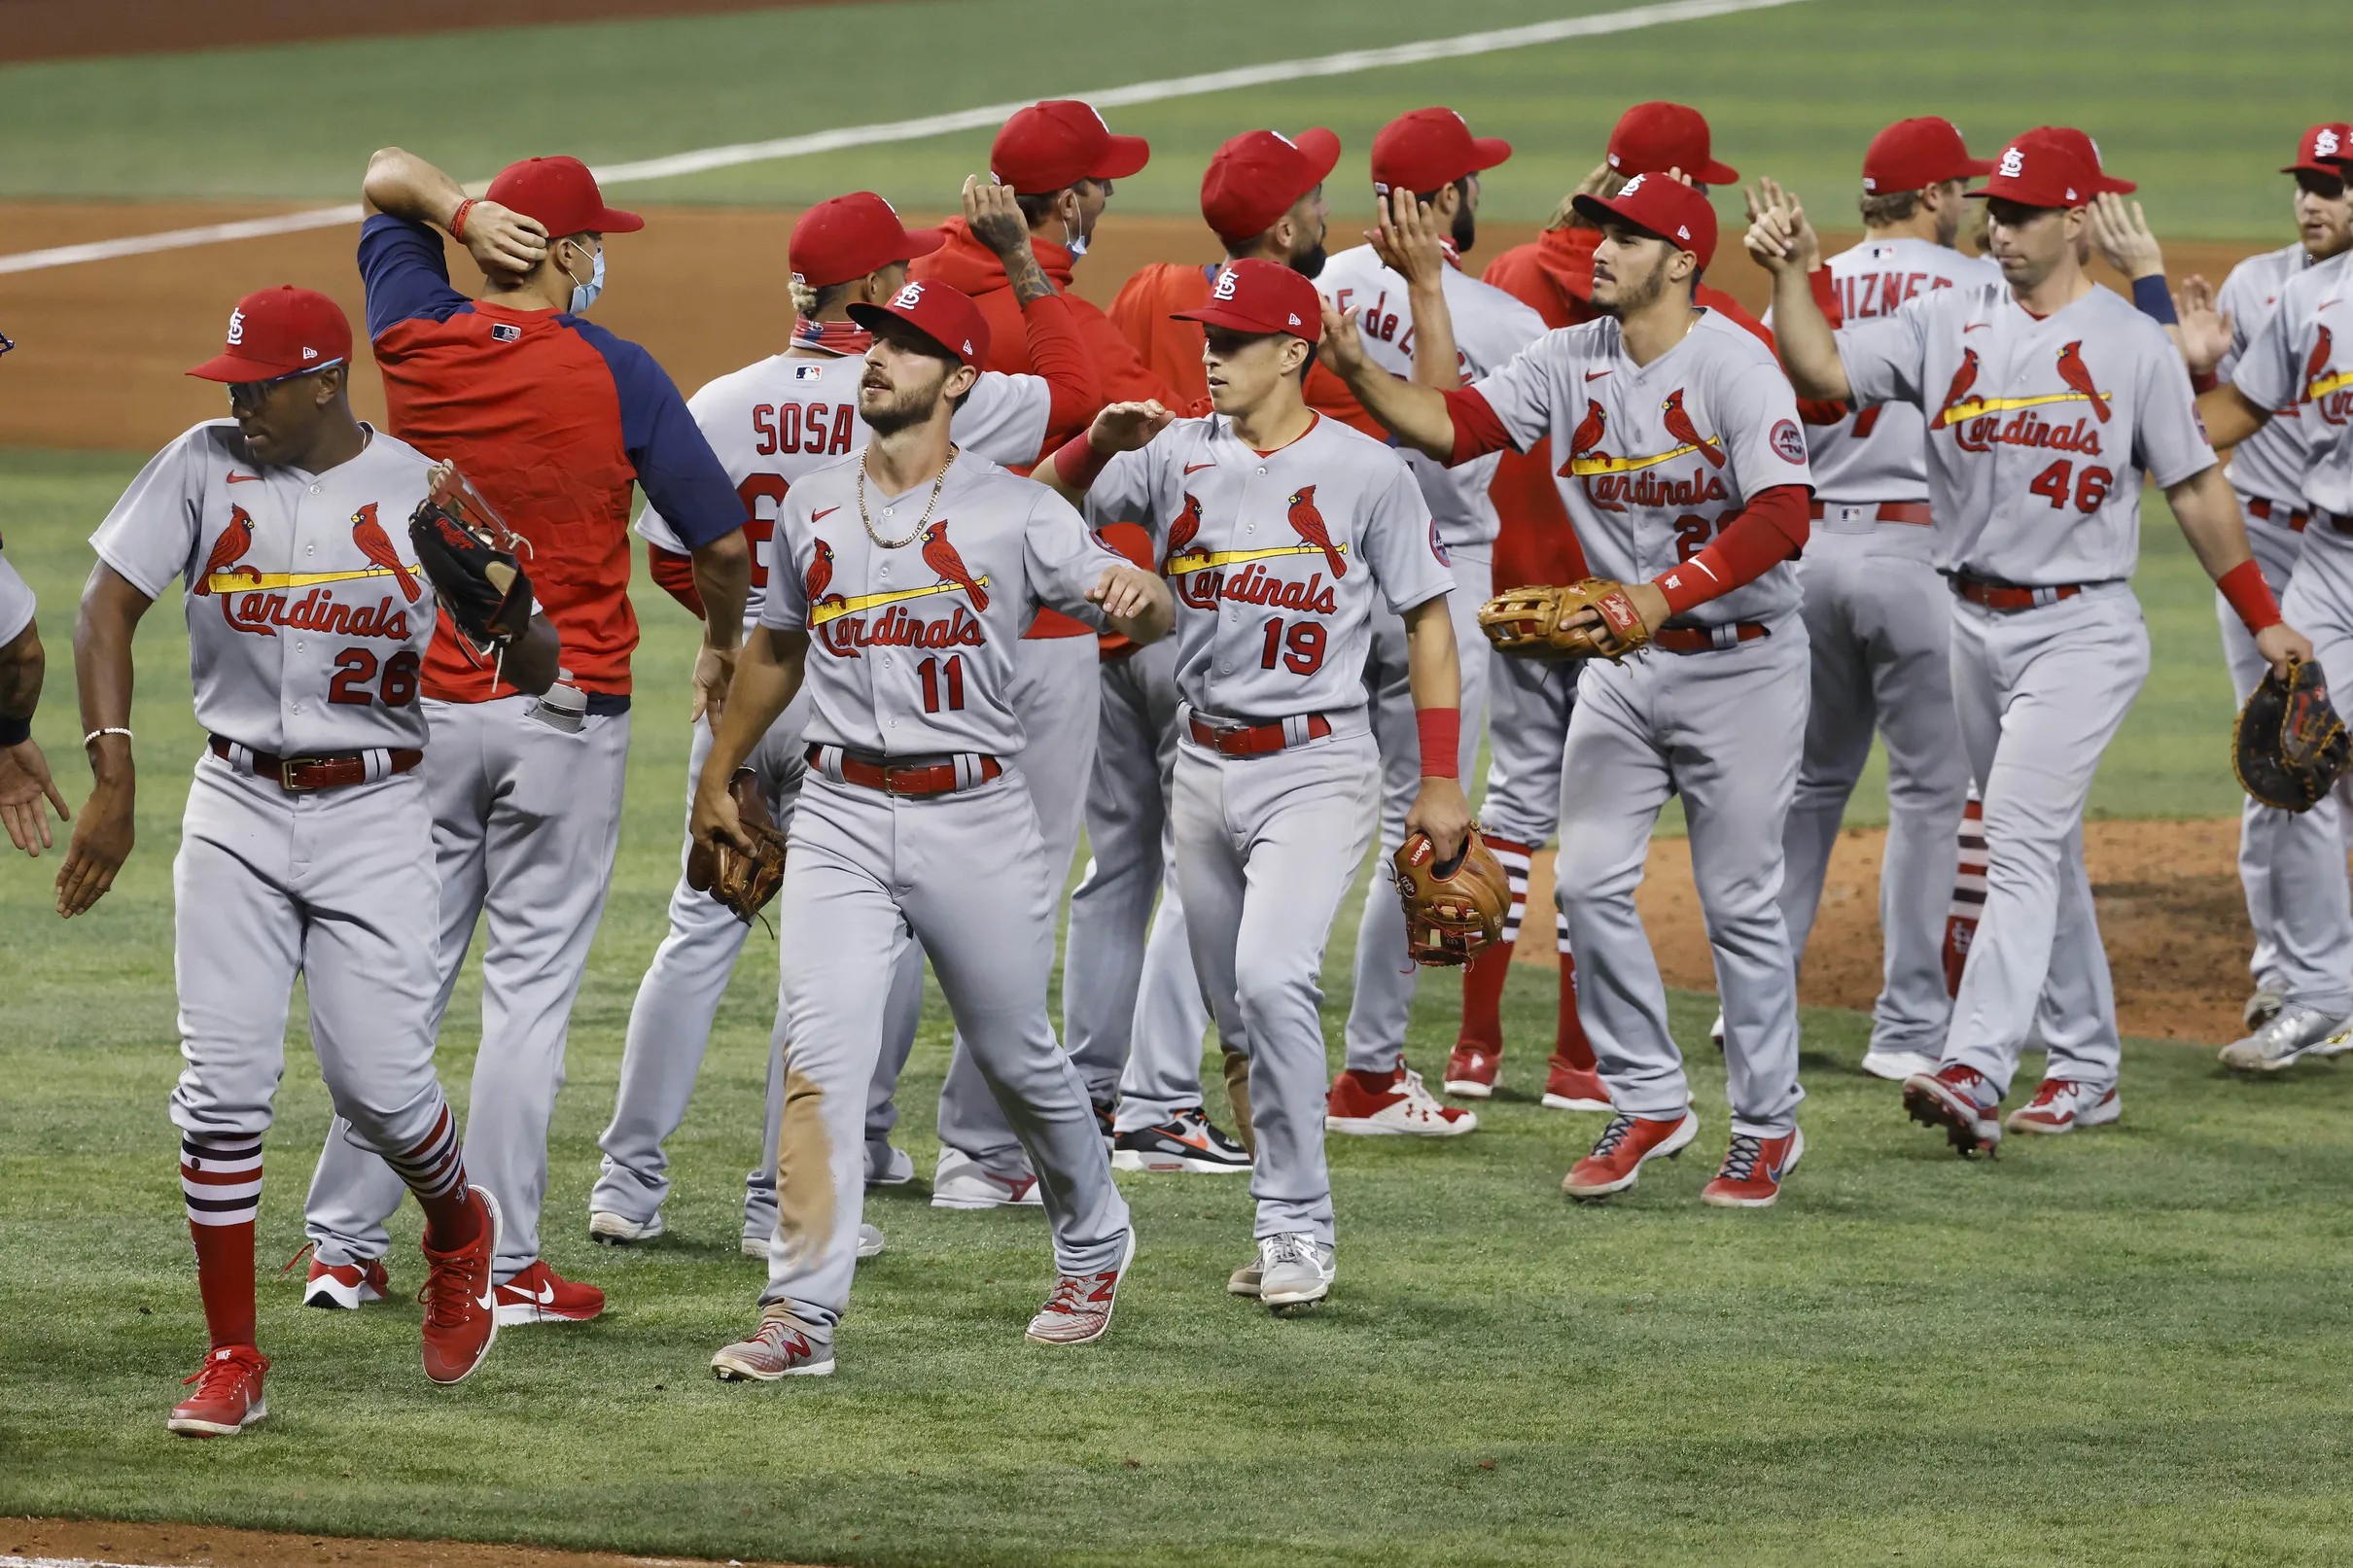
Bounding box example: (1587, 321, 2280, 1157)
(858, 445, 958, 549)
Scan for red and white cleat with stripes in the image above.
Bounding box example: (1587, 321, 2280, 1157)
(167, 1344, 269, 1439)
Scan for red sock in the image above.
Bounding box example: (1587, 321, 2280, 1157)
(380, 1101, 481, 1251)
(181, 1132, 263, 1350)
(1553, 920, 1598, 1072)
(418, 1183, 481, 1251)
(1457, 941, 1514, 1055)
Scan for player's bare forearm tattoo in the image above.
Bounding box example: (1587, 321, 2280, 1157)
(1002, 244, 1057, 307)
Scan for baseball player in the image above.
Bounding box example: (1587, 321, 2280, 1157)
(1041, 258, 1469, 1308)
(1317, 107, 1539, 1138)
(900, 100, 1178, 1197)
(302, 148, 753, 1321)
(694, 280, 1168, 1377)
(1328, 175, 1821, 1208)
(591, 181, 1106, 1250)
(1767, 117, 1998, 1083)
(2196, 133, 2353, 1070)
(53, 288, 527, 1433)
(1088, 125, 1349, 1172)
(0, 536, 69, 857)
(1751, 130, 2312, 1153)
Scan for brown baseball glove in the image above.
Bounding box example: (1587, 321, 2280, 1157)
(2234, 655, 2353, 812)
(1392, 826, 1509, 966)
(688, 768, 788, 924)
(407, 462, 533, 652)
(1479, 578, 1652, 660)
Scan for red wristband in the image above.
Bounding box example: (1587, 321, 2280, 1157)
(2218, 558, 2281, 633)
(449, 198, 476, 240)
(1051, 434, 1111, 494)
(1416, 707, 1460, 779)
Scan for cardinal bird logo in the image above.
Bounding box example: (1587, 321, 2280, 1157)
(2054, 341, 2109, 423)
(350, 503, 421, 604)
(1933, 348, 1982, 428)
(2303, 326, 2335, 402)
(1169, 492, 1205, 558)
(1568, 399, 1608, 463)
(805, 537, 839, 610)
(919, 520, 990, 610)
(1661, 389, 1725, 469)
(195, 505, 257, 598)
(1286, 486, 1346, 578)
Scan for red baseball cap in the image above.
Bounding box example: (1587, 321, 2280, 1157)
(1571, 172, 1718, 268)
(1968, 133, 2104, 209)
(2284, 122, 2353, 177)
(848, 277, 991, 369)
(790, 192, 945, 290)
(484, 155, 643, 235)
(187, 285, 352, 383)
(1605, 102, 1738, 186)
(991, 101, 1150, 194)
(1201, 127, 1341, 244)
(2016, 126, 2135, 193)
(1863, 117, 1995, 192)
(1370, 107, 1512, 195)
(1170, 259, 1322, 342)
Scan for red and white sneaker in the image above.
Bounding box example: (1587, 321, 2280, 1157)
(300, 1251, 388, 1310)
(2005, 1079, 2121, 1135)
(1562, 1109, 1700, 1199)
(1701, 1129, 1805, 1208)
(711, 1309, 835, 1380)
(1442, 1044, 1500, 1098)
(492, 1259, 606, 1325)
(418, 1184, 502, 1384)
(167, 1344, 269, 1438)
(1025, 1229, 1137, 1345)
(1541, 1060, 1613, 1113)
(1325, 1064, 1478, 1136)
(1903, 1063, 2002, 1157)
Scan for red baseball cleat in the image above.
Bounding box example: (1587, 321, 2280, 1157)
(1701, 1129, 1805, 1208)
(419, 1184, 502, 1385)
(492, 1259, 606, 1325)
(1562, 1109, 1699, 1199)
(1325, 1063, 1478, 1136)
(1541, 1061, 1612, 1113)
(712, 1310, 835, 1380)
(1904, 1063, 2002, 1157)
(1025, 1229, 1138, 1345)
(1442, 1044, 1499, 1098)
(2004, 1079, 2121, 1135)
(300, 1251, 389, 1310)
(167, 1344, 269, 1438)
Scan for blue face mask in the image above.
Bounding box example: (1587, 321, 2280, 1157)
(562, 240, 606, 314)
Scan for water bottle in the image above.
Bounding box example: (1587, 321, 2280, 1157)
(531, 669, 586, 734)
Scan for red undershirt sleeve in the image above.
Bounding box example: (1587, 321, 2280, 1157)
(1018, 293, 1103, 439)
(1653, 485, 1810, 614)
(1442, 386, 1514, 467)
(649, 543, 706, 618)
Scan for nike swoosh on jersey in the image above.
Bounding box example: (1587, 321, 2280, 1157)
(1584, 370, 1612, 382)
(1183, 462, 1216, 474)
(811, 506, 840, 522)
(1164, 542, 1349, 575)
(806, 575, 991, 626)
(1963, 323, 1991, 333)
(226, 473, 262, 483)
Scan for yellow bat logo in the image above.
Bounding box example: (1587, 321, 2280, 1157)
(203, 565, 418, 593)
(2307, 368, 2353, 401)
(1936, 390, 2110, 427)
(1564, 437, 1723, 477)
(807, 576, 990, 627)
(1163, 543, 1348, 576)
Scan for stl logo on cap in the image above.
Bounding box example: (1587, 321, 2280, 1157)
(1998, 145, 2026, 179)
(226, 307, 246, 346)
(2321, 128, 2344, 158)
(1621, 173, 1648, 196)
(892, 281, 926, 309)
(1212, 267, 1241, 301)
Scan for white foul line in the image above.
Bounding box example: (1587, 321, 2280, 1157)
(0, 0, 1810, 277)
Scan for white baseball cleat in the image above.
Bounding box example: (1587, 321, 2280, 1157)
(856, 1222, 887, 1260)
(1708, 1013, 1726, 1052)
(1859, 1047, 1940, 1083)
(1325, 1064, 1478, 1136)
(2243, 978, 2287, 1030)
(301, 1253, 389, 1310)
(2004, 1079, 2121, 1134)
(2220, 1005, 2349, 1073)
(931, 1146, 1045, 1209)
(587, 1210, 664, 1246)
(865, 1142, 914, 1188)
(711, 1310, 835, 1381)
(1257, 1233, 1336, 1312)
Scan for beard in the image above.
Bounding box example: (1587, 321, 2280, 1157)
(1289, 236, 1328, 279)
(1451, 203, 1477, 256)
(1595, 252, 1672, 319)
(860, 371, 945, 436)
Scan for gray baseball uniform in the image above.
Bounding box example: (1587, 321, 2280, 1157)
(596, 345, 1056, 1237)
(1088, 411, 1451, 1243)
(0, 545, 32, 645)
(93, 421, 473, 1225)
(1320, 245, 1543, 1076)
(2231, 249, 2353, 1023)
(754, 448, 1132, 1332)
(1838, 279, 2219, 1094)
(1467, 310, 1815, 1133)
(2213, 243, 2339, 998)
(1777, 237, 1997, 1061)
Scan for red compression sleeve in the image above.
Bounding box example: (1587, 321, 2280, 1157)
(1051, 433, 1111, 494)
(1443, 386, 1513, 467)
(1417, 707, 1461, 779)
(2218, 558, 2282, 633)
(1018, 293, 1103, 444)
(1809, 266, 1844, 327)
(1652, 485, 1810, 614)
(649, 544, 706, 618)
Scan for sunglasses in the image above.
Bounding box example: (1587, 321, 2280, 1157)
(226, 363, 335, 411)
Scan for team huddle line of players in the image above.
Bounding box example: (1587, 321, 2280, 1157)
(1, 94, 2346, 1432)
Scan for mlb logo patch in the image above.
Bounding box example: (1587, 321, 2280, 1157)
(491, 323, 521, 343)
(794, 364, 824, 381)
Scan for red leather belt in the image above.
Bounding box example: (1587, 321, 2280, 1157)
(1949, 575, 2084, 611)
(1809, 501, 1933, 525)
(2246, 497, 2311, 532)
(1651, 622, 1770, 654)
(1186, 713, 1334, 756)
(210, 734, 420, 793)
(809, 744, 1001, 796)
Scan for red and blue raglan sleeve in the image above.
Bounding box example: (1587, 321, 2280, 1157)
(579, 326, 746, 550)
(357, 214, 469, 341)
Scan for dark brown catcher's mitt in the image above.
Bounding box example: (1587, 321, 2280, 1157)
(1392, 826, 1509, 966)
(688, 768, 788, 923)
(2235, 655, 2353, 812)
(407, 462, 534, 651)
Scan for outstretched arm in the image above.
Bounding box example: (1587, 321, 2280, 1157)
(1401, 595, 1471, 862)
(1743, 180, 1850, 402)
(2168, 464, 2310, 679)
(55, 564, 151, 916)
(1040, 401, 1176, 508)
(1317, 302, 1458, 460)
(2195, 382, 2270, 452)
